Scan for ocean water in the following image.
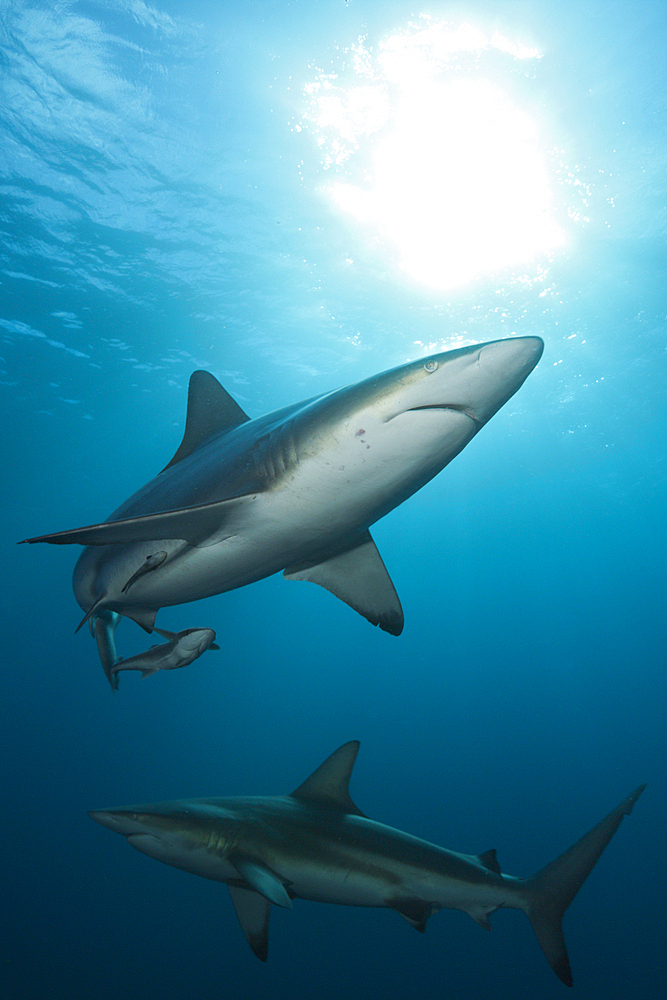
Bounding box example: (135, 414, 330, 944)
(1, 2, 665, 998)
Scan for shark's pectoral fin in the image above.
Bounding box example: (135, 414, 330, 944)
(388, 897, 438, 933)
(229, 855, 292, 909)
(283, 532, 404, 636)
(228, 885, 270, 962)
(19, 494, 256, 548)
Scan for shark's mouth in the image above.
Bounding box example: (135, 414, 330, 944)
(408, 404, 482, 428)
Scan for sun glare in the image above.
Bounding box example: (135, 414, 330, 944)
(302, 18, 564, 291)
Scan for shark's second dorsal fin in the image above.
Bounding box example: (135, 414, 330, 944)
(290, 741, 365, 816)
(477, 849, 502, 875)
(162, 370, 250, 471)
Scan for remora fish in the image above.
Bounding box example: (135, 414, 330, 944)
(88, 612, 218, 690)
(89, 741, 645, 985)
(109, 627, 219, 680)
(20, 337, 543, 644)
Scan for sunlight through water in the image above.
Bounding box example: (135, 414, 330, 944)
(301, 17, 565, 291)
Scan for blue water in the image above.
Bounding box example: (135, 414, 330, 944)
(1, 2, 665, 998)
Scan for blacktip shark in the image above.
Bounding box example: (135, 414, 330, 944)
(89, 741, 645, 986)
(20, 336, 543, 678)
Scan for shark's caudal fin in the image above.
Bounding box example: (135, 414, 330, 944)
(519, 784, 646, 987)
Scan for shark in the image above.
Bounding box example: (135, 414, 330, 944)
(20, 336, 543, 674)
(89, 740, 645, 985)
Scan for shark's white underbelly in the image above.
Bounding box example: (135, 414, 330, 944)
(74, 407, 475, 615)
(272, 856, 509, 915)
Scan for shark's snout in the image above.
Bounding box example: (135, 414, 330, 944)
(463, 335, 544, 425)
(478, 335, 544, 375)
(89, 809, 145, 836)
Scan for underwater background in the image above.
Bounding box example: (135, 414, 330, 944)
(1, 1, 665, 998)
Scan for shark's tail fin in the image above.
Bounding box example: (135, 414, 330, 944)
(519, 784, 645, 987)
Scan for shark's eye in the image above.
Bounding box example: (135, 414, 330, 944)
(424, 359, 438, 373)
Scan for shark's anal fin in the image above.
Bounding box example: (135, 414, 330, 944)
(283, 532, 404, 636)
(228, 885, 271, 962)
(388, 897, 437, 933)
(162, 370, 250, 471)
(229, 856, 292, 908)
(290, 740, 365, 816)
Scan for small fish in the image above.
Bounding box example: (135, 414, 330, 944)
(109, 627, 219, 680)
(121, 550, 168, 594)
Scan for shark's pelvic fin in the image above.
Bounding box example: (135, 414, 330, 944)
(520, 783, 647, 987)
(18, 494, 254, 548)
(162, 370, 251, 472)
(228, 885, 270, 962)
(289, 740, 365, 816)
(230, 856, 292, 908)
(283, 532, 404, 636)
(124, 607, 158, 632)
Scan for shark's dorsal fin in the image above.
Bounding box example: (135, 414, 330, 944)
(477, 848, 501, 875)
(162, 370, 250, 471)
(289, 741, 365, 816)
